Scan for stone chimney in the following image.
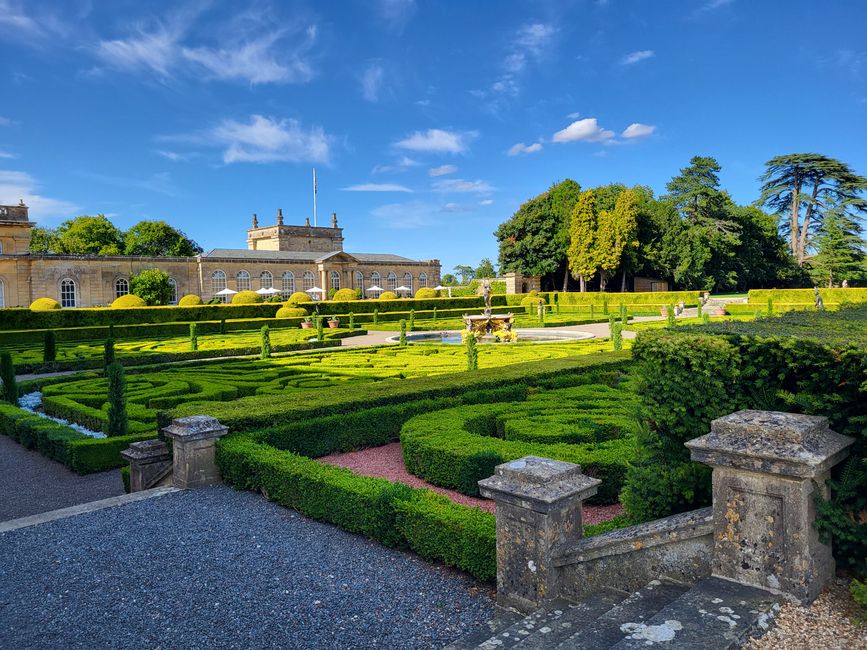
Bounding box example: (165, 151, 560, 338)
(252, 213, 258, 228)
(277, 208, 284, 225)
(305, 216, 310, 226)
(331, 212, 338, 228)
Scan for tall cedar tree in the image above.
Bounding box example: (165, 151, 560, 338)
(758, 153, 867, 264)
(568, 190, 598, 292)
(105, 362, 128, 437)
(810, 209, 866, 287)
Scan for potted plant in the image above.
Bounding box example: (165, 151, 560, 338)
(300, 317, 314, 329)
(327, 316, 340, 329)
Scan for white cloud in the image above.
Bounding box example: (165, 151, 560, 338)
(0, 1, 68, 43)
(360, 63, 384, 102)
(154, 149, 196, 162)
(0, 150, 17, 159)
(433, 178, 494, 194)
(507, 142, 543, 156)
(552, 118, 615, 143)
(379, 0, 417, 30)
(0, 170, 79, 221)
(341, 183, 412, 192)
(479, 199, 494, 206)
(372, 156, 420, 174)
(206, 115, 331, 164)
(395, 129, 472, 153)
(97, 26, 179, 77)
(182, 28, 315, 84)
(621, 123, 656, 139)
(504, 23, 557, 74)
(428, 164, 458, 177)
(371, 200, 442, 229)
(621, 50, 654, 65)
(567, 111, 581, 119)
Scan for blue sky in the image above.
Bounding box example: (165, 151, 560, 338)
(1, 0, 866, 273)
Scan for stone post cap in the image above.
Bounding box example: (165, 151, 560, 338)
(686, 410, 854, 478)
(162, 415, 229, 442)
(478, 456, 600, 513)
(120, 439, 170, 463)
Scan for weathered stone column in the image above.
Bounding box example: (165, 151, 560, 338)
(478, 455, 600, 612)
(162, 416, 229, 489)
(120, 439, 172, 492)
(686, 410, 854, 603)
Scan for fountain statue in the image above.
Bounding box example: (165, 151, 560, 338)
(462, 279, 515, 336)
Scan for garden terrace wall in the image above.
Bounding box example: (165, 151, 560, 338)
(723, 302, 840, 315)
(624, 305, 866, 574)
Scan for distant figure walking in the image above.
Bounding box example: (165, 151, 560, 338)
(814, 287, 824, 311)
(842, 279, 849, 288)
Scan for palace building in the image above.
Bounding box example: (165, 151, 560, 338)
(0, 202, 441, 308)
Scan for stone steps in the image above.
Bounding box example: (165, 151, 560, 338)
(449, 577, 781, 649)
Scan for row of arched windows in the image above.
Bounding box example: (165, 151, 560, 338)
(209, 270, 429, 300)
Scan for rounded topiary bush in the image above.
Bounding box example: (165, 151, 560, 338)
(178, 294, 203, 306)
(520, 294, 545, 307)
(30, 297, 61, 311)
(276, 306, 308, 318)
(379, 291, 398, 300)
(414, 287, 437, 299)
(287, 291, 312, 304)
(331, 288, 357, 302)
(111, 294, 147, 308)
(232, 290, 263, 304)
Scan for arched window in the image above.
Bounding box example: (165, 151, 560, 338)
(211, 270, 227, 297)
(60, 278, 76, 308)
(0, 241, 4, 255)
(236, 270, 251, 291)
(418, 272, 428, 289)
(168, 278, 178, 304)
(404, 272, 413, 295)
(281, 271, 295, 297)
(260, 271, 273, 289)
(115, 278, 129, 298)
(355, 271, 364, 290)
(302, 270, 315, 291)
(386, 272, 397, 291)
(330, 270, 340, 291)
(0, 279, 5, 308)
(369, 271, 381, 298)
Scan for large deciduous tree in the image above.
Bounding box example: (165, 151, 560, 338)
(48, 215, 125, 255)
(124, 220, 202, 257)
(130, 268, 174, 305)
(474, 258, 496, 278)
(496, 179, 581, 290)
(567, 190, 598, 292)
(453, 265, 475, 283)
(758, 153, 867, 265)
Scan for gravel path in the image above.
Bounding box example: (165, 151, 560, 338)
(0, 486, 495, 649)
(320, 442, 625, 524)
(0, 434, 124, 522)
(744, 578, 866, 650)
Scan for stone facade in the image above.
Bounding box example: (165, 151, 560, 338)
(0, 204, 441, 307)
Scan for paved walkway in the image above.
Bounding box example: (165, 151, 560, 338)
(0, 487, 494, 649)
(0, 434, 124, 522)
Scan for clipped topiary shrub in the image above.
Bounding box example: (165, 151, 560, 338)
(30, 297, 61, 311)
(111, 294, 147, 309)
(287, 291, 312, 304)
(379, 291, 398, 301)
(275, 306, 308, 318)
(178, 294, 203, 306)
(415, 287, 437, 299)
(232, 290, 263, 304)
(331, 288, 358, 302)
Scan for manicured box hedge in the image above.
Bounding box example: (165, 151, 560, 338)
(551, 290, 700, 306)
(216, 434, 497, 580)
(0, 402, 153, 474)
(747, 288, 867, 305)
(723, 302, 840, 316)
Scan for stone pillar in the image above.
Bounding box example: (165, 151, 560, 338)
(478, 455, 600, 612)
(162, 416, 230, 489)
(120, 439, 172, 492)
(686, 410, 854, 603)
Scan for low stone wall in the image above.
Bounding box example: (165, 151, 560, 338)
(553, 508, 713, 601)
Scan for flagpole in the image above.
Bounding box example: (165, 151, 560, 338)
(313, 168, 317, 227)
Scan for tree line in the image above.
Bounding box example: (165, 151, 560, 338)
(496, 154, 867, 291)
(30, 215, 202, 257)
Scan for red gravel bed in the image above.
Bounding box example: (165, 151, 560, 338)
(320, 442, 623, 524)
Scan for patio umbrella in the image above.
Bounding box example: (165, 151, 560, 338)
(256, 287, 279, 295)
(215, 288, 237, 295)
(394, 285, 411, 297)
(434, 284, 452, 297)
(306, 286, 325, 300)
(367, 285, 383, 292)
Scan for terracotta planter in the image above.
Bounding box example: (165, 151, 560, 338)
(300, 322, 313, 329)
(327, 320, 340, 329)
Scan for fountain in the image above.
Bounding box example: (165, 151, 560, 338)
(462, 279, 515, 337)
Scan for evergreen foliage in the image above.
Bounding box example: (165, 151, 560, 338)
(399, 319, 407, 346)
(43, 331, 56, 363)
(465, 334, 478, 370)
(189, 323, 198, 350)
(0, 352, 17, 403)
(103, 338, 115, 366)
(105, 362, 128, 437)
(260, 326, 271, 359)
